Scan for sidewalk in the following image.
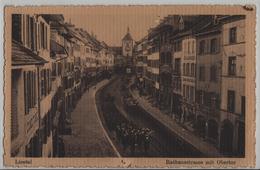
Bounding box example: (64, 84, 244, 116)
(130, 89, 222, 157)
(62, 79, 119, 157)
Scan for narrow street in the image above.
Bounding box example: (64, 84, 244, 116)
(97, 76, 203, 157)
(62, 79, 118, 157)
(9, 9, 248, 164)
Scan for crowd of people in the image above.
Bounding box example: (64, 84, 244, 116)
(115, 122, 152, 156)
(101, 85, 153, 156)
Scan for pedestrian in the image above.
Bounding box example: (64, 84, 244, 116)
(116, 125, 121, 142)
(58, 137, 65, 157)
(136, 130, 142, 150)
(130, 131, 136, 156)
(122, 131, 128, 151)
(144, 134, 151, 155)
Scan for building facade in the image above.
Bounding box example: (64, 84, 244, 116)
(219, 16, 245, 156)
(11, 14, 115, 157)
(134, 15, 246, 156)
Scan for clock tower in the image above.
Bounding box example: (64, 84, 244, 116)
(122, 27, 133, 57)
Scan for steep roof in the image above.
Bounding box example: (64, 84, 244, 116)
(12, 40, 47, 66)
(41, 14, 64, 24)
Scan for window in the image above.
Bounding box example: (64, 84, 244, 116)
(210, 38, 217, 53)
(58, 62, 62, 76)
(34, 22, 38, 51)
(26, 15, 30, 47)
(192, 41, 195, 53)
(210, 65, 217, 81)
(199, 40, 205, 54)
(174, 40, 182, 52)
(190, 86, 194, 102)
(41, 22, 45, 49)
(186, 63, 190, 76)
(198, 91, 204, 104)
(24, 71, 37, 114)
(52, 63, 56, 76)
(188, 41, 190, 54)
(210, 93, 217, 109)
(45, 26, 48, 49)
(241, 96, 245, 116)
(199, 66, 205, 81)
(183, 63, 186, 75)
(229, 27, 237, 44)
(41, 69, 51, 97)
(22, 15, 26, 44)
(186, 86, 189, 99)
(12, 14, 22, 42)
(228, 56, 236, 75)
(30, 17, 35, 50)
(227, 90, 235, 113)
(191, 63, 195, 77)
(175, 59, 181, 74)
(160, 53, 165, 65)
(166, 53, 172, 64)
(183, 85, 186, 98)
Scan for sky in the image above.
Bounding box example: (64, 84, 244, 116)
(63, 6, 178, 46)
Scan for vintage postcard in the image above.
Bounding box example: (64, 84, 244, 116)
(3, 5, 256, 168)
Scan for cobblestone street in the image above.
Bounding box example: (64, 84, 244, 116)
(9, 9, 249, 164)
(62, 80, 118, 157)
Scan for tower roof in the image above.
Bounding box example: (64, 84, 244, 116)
(122, 27, 133, 41)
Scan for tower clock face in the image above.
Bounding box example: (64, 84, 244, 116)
(125, 42, 131, 51)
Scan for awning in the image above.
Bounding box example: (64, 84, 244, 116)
(12, 40, 48, 66)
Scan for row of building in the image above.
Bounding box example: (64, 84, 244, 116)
(11, 14, 114, 157)
(133, 15, 245, 156)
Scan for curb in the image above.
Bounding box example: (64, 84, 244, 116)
(93, 77, 122, 158)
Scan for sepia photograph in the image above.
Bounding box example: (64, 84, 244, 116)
(3, 5, 256, 168)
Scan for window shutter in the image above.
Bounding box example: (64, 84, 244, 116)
(28, 71, 32, 108)
(11, 72, 19, 140)
(217, 38, 220, 52)
(38, 23, 41, 49)
(24, 71, 28, 114)
(41, 70, 44, 97)
(12, 14, 22, 42)
(26, 15, 30, 48)
(34, 23, 37, 51)
(44, 69, 47, 96)
(32, 71, 34, 107)
(48, 70, 51, 93)
(33, 72, 36, 106)
(30, 17, 34, 50)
